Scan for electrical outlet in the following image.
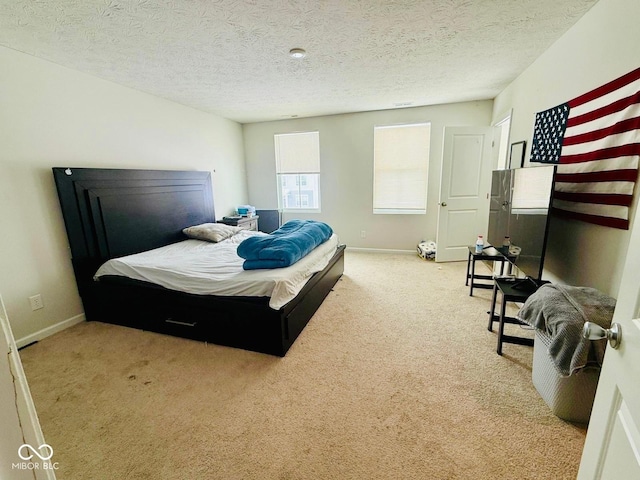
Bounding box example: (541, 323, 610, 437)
(360, 230, 366, 238)
(29, 294, 44, 311)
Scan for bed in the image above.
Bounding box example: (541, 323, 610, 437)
(52, 167, 345, 356)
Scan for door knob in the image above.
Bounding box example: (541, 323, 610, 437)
(582, 322, 621, 349)
(440, 202, 447, 207)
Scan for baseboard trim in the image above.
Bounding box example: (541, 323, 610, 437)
(346, 247, 415, 255)
(16, 313, 85, 349)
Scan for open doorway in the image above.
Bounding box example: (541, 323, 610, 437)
(494, 111, 512, 170)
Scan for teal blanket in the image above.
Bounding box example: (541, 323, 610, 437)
(237, 220, 333, 270)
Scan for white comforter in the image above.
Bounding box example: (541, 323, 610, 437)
(94, 230, 339, 310)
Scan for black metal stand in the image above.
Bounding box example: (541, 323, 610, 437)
(465, 246, 517, 296)
(487, 277, 541, 355)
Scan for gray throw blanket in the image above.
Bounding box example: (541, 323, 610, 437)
(516, 284, 616, 377)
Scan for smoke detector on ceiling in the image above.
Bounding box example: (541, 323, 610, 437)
(289, 48, 307, 59)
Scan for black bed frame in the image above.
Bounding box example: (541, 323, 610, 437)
(53, 167, 345, 356)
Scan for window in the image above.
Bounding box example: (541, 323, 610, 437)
(373, 123, 431, 214)
(274, 131, 320, 212)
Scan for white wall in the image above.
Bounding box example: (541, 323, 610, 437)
(243, 101, 493, 250)
(0, 46, 248, 342)
(492, 0, 640, 297)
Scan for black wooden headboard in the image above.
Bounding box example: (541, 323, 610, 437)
(53, 167, 215, 296)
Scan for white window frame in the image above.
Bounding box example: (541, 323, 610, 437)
(274, 131, 321, 213)
(373, 122, 431, 214)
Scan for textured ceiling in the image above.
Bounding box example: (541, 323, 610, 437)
(0, 0, 598, 124)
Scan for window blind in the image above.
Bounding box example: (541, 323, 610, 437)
(373, 123, 431, 214)
(275, 131, 320, 173)
(274, 131, 321, 212)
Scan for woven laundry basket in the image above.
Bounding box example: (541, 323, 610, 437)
(532, 330, 601, 424)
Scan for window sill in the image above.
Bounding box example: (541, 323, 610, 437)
(373, 209, 426, 215)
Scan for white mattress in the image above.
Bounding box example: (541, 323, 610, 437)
(94, 230, 340, 310)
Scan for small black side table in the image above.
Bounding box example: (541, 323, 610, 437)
(487, 277, 543, 355)
(465, 246, 516, 296)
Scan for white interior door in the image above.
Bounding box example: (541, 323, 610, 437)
(436, 126, 493, 262)
(577, 204, 640, 478)
(0, 295, 55, 479)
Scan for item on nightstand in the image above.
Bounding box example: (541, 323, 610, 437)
(475, 235, 484, 253)
(236, 205, 256, 217)
(499, 236, 511, 255)
(417, 241, 436, 260)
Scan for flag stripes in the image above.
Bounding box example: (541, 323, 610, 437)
(563, 117, 640, 146)
(554, 180, 634, 196)
(550, 208, 629, 230)
(554, 169, 638, 183)
(552, 191, 632, 207)
(567, 66, 640, 109)
(567, 91, 640, 127)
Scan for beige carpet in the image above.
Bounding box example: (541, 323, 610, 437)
(20, 251, 587, 479)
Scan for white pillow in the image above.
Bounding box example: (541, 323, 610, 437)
(182, 223, 242, 243)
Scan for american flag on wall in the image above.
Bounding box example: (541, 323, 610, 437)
(531, 66, 640, 230)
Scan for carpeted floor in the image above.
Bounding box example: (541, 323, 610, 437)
(19, 251, 587, 479)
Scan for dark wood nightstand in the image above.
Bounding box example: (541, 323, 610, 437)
(218, 215, 259, 231)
